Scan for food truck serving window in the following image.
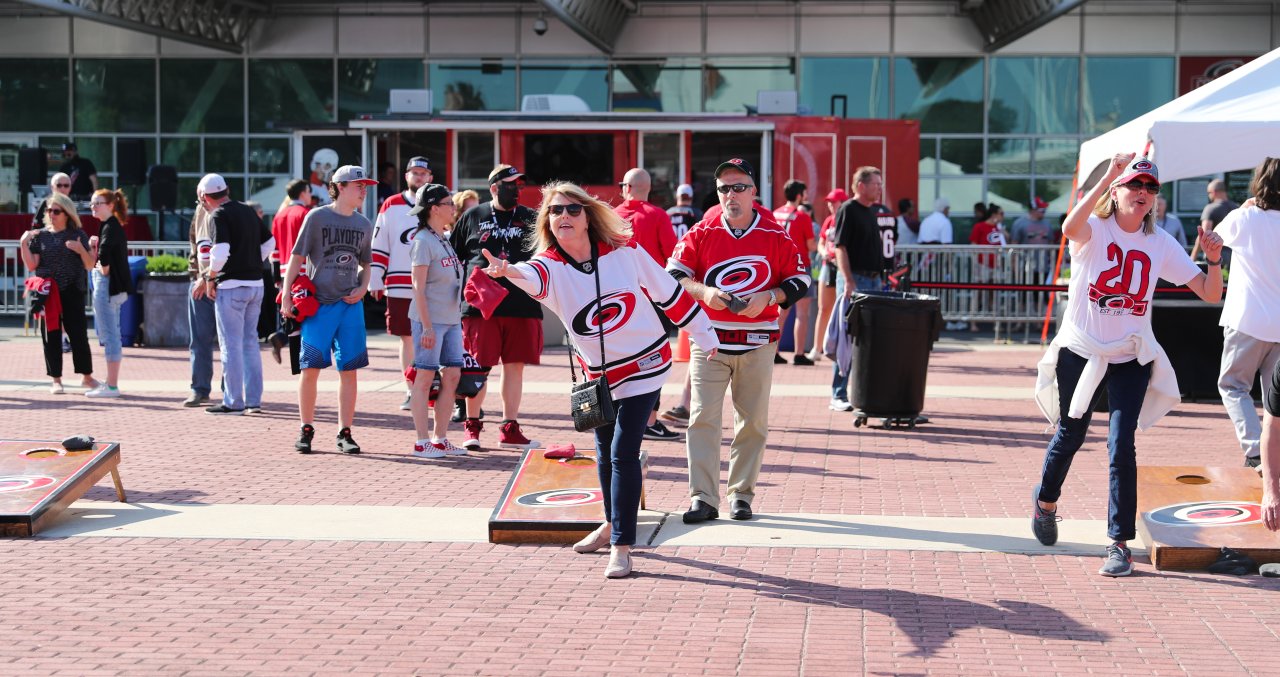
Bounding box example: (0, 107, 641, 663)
(523, 133, 614, 187)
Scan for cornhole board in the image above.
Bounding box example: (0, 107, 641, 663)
(0, 439, 126, 537)
(1136, 466, 1280, 571)
(489, 448, 647, 545)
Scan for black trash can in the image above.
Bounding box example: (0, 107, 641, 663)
(845, 290, 943, 426)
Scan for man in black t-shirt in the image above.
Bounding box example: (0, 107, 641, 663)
(449, 164, 543, 451)
(834, 166, 892, 297)
(58, 143, 98, 199)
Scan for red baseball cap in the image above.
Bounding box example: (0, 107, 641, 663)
(825, 188, 849, 203)
(1113, 157, 1159, 186)
(1030, 196, 1048, 210)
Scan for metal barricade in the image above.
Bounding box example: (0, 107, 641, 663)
(0, 240, 190, 317)
(897, 244, 1062, 341)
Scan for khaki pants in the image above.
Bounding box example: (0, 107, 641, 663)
(686, 342, 777, 506)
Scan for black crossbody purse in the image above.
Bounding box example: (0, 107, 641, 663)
(568, 244, 617, 432)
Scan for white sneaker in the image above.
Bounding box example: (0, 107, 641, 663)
(431, 438, 468, 456)
(85, 384, 121, 398)
(412, 441, 446, 459)
(829, 398, 853, 412)
(399, 392, 412, 411)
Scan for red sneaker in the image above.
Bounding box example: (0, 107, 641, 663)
(463, 418, 483, 450)
(499, 420, 541, 450)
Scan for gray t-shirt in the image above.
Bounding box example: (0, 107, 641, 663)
(406, 226, 463, 325)
(1201, 199, 1239, 228)
(1010, 215, 1053, 244)
(291, 204, 373, 305)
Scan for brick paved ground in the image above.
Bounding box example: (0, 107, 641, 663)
(1, 327, 1278, 675)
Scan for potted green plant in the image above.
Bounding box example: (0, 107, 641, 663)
(139, 254, 192, 347)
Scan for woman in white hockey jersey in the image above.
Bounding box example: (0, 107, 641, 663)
(481, 182, 720, 579)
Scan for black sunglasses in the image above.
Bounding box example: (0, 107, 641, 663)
(716, 183, 752, 195)
(1120, 179, 1160, 195)
(55, 183, 71, 189)
(47, 208, 66, 215)
(548, 203, 584, 217)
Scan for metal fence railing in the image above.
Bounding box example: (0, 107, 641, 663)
(1, 240, 190, 317)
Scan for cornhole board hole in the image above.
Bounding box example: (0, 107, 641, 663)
(489, 448, 647, 545)
(0, 439, 126, 537)
(1136, 466, 1280, 571)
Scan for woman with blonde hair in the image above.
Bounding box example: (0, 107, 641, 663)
(481, 182, 720, 578)
(451, 189, 480, 221)
(18, 192, 98, 394)
(86, 188, 135, 398)
(1031, 153, 1224, 577)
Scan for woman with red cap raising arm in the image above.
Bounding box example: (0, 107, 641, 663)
(1030, 153, 1224, 577)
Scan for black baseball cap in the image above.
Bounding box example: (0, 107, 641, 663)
(714, 158, 756, 183)
(488, 164, 524, 184)
(407, 183, 452, 216)
(405, 156, 431, 172)
(62, 142, 77, 151)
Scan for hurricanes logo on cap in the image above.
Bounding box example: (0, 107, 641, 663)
(1133, 160, 1153, 171)
(728, 158, 744, 165)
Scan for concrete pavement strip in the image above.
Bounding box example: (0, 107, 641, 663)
(40, 501, 1116, 555)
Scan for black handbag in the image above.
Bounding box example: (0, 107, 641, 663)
(568, 244, 617, 432)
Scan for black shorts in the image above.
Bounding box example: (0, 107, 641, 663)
(1268, 358, 1280, 417)
(819, 261, 838, 287)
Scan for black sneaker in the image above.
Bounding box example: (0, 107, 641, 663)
(1031, 486, 1060, 546)
(337, 427, 361, 454)
(1099, 542, 1133, 577)
(451, 398, 466, 423)
(206, 404, 245, 415)
(1245, 455, 1262, 468)
(793, 354, 814, 366)
(295, 424, 315, 454)
(643, 421, 682, 441)
(773, 353, 786, 365)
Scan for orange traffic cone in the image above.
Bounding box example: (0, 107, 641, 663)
(673, 329, 690, 362)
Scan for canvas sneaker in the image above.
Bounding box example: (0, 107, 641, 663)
(431, 438, 468, 456)
(400, 392, 412, 411)
(643, 421, 682, 441)
(660, 405, 690, 426)
(336, 427, 361, 454)
(463, 418, 483, 450)
(295, 424, 315, 454)
(412, 441, 446, 459)
(1099, 543, 1134, 577)
(829, 398, 854, 412)
(1031, 486, 1060, 546)
(85, 384, 121, 398)
(499, 420, 540, 450)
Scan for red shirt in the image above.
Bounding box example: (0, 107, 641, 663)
(272, 202, 311, 266)
(614, 199, 676, 266)
(969, 220, 1007, 267)
(818, 215, 837, 263)
(773, 203, 814, 254)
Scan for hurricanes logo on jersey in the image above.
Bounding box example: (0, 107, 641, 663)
(706, 256, 772, 295)
(571, 290, 638, 338)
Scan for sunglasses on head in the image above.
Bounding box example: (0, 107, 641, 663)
(1120, 179, 1160, 195)
(548, 203, 584, 217)
(47, 208, 65, 215)
(716, 183, 752, 195)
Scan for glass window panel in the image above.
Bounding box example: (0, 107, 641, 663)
(989, 57, 1078, 134)
(940, 138, 983, 176)
(894, 57, 984, 133)
(0, 59, 68, 132)
(1035, 178, 1074, 215)
(520, 62, 608, 113)
(248, 59, 334, 132)
(74, 59, 156, 133)
(704, 58, 796, 114)
(917, 178, 938, 211)
(431, 61, 515, 113)
(1034, 138, 1079, 175)
(63, 137, 115, 176)
(937, 178, 985, 218)
(456, 131, 497, 188)
(205, 138, 244, 174)
(161, 138, 200, 173)
(986, 138, 1030, 175)
(799, 57, 889, 118)
(1083, 57, 1174, 134)
(612, 59, 702, 113)
(338, 58, 424, 122)
(248, 137, 290, 174)
(987, 178, 1032, 214)
(523, 133, 614, 186)
(642, 133, 681, 210)
(248, 176, 290, 213)
(919, 138, 939, 174)
(161, 59, 244, 133)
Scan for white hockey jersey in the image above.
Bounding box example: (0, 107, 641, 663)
(369, 191, 417, 298)
(507, 242, 720, 400)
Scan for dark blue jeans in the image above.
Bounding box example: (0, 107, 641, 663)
(1037, 347, 1151, 542)
(594, 388, 661, 546)
(188, 282, 216, 397)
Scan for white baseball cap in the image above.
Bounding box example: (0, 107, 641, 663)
(676, 183, 694, 197)
(197, 173, 228, 197)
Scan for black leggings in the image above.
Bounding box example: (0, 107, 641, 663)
(41, 285, 93, 379)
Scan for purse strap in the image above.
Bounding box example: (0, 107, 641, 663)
(568, 241, 605, 385)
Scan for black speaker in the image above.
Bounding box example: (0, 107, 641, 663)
(148, 164, 178, 211)
(118, 139, 147, 186)
(18, 147, 47, 194)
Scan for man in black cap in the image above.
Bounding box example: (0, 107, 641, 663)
(59, 142, 98, 200)
(448, 164, 543, 452)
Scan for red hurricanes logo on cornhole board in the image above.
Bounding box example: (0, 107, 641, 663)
(515, 488, 603, 508)
(1148, 501, 1262, 526)
(0, 475, 58, 494)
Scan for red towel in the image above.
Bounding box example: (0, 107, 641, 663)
(24, 276, 61, 331)
(464, 266, 509, 320)
(275, 274, 318, 321)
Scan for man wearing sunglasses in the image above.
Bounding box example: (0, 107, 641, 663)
(30, 172, 74, 230)
(667, 158, 811, 523)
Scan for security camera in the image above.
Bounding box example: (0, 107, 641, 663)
(533, 16, 548, 36)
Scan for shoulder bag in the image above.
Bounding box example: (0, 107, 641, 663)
(568, 243, 617, 432)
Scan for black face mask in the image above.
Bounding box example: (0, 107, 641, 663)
(495, 182, 519, 210)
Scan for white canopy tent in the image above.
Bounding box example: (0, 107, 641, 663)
(1077, 47, 1280, 187)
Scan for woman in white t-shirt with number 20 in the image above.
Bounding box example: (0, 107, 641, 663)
(1030, 153, 1224, 577)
